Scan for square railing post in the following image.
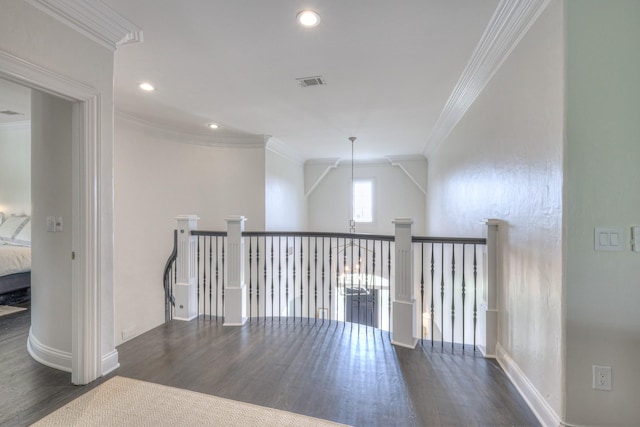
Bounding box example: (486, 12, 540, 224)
(478, 219, 500, 357)
(391, 218, 418, 348)
(224, 216, 247, 326)
(174, 215, 199, 321)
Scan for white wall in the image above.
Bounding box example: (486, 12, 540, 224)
(0, 0, 118, 375)
(265, 149, 307, 231)
(565, 1, 640, 424)
(30, 90, 73, 360)
(114, 115, 266, 345)
(0, 122, 30, 215)
(425, 0, 564, 419)
(308, 161, 427, 235)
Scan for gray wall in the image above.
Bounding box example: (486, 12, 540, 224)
(565, 1, 640, 424)
(30, 90, 73, 361)
(425, 0, 564, 418)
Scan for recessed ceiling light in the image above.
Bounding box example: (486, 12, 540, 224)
(138, 82, 155, 91)
(297, 10, 320, 28)
(208, 123, 219, 129)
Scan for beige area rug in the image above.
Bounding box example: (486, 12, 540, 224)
(32, 376, 350, 427)
(0, 305, 26, 317)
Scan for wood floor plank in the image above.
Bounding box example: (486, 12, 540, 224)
(1, 309, 540, 426)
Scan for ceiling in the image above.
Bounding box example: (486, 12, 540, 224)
(103, 1, 500, 161)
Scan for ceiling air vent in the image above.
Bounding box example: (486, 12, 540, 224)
(296, 76, 326, 88)
(0, 110, 22, 115)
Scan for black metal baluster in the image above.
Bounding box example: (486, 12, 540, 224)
(430, 243, 434, 347)
(221, 238, 225, 319)
(387, 240, 391, 339)
(215, 237, 219, 320)
(329, 238, 333, 326)
(286, 236, 289, 322)
(256, 238, 260, 321)
(293, 237, 296, 322)
(300, 238, 304, 323)
(263, 237, 268, 322)
(278, 236, 282, 324)
(314, 237, 318, 325)
(173, 255, 177, 321)
(440, 243, 444, 349)
(321, 237, 325, 325)
(343, 237, 347, 330)
(462, 244, 466, 350)
(420, 242, 424, 344)
(473, 244, 478, 352)
(365, 239, 369, 328)
(372, 241, 378, 337)
(209, 236, 212, 320)
(357, 240, 361, 332)
(197, 236, 201, 318)
(270, 237, 274, 324)
(451, 244, 455, 350)
(350, 238, 354, 331)
(249, 238, 253, 323)
(307, 237, 311, 325)
(202, 237, 206, 319)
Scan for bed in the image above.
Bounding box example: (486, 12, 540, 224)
(0, 214, 31, 304)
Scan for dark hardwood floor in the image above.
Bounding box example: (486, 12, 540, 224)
(0, 308, 540, 426)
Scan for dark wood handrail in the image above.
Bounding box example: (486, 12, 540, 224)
(162, 230, 178, 322)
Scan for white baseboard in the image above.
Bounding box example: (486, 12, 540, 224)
(496, 343, 561, 427)
(391, 338, 419, 349)
(27, 327, 72, 373)
(102, 349, 120, 376)
(173, 314, 198, 321)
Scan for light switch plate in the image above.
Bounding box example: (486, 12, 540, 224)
(632, 226, 640, 252)
(594, 228, 623, 252)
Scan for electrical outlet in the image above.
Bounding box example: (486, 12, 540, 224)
(593, 365, 612, 391)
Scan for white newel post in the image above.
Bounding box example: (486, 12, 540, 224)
(224, 216, 247, 326)
(478, 219, 500, 357)
(174, 215, 199, 321)
(391, 218, 418, 349)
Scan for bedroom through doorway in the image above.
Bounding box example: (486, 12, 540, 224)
(0, 76, 75, 379)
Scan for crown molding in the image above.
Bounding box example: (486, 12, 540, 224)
(423, 0, 551, 158)
(25, 0, 143, 51)
(386, 155, 428, 195)
(338, 158, 390, 166)
(115, 110, 268, 148)
(304, 158, 341, 167)
(265, 137, 304, 165)
(386, 154, 427, 163)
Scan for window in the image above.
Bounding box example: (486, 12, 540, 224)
(353, 179, 373, 223)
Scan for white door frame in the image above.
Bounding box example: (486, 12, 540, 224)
(0, 50, 105, 384)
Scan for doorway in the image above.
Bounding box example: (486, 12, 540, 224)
(0, 50, 114, 384)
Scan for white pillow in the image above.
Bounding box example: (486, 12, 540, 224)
(0, 215, 29, 240)
(13, 219, 31, 245)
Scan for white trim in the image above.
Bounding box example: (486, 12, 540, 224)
(266, 137, 304, 165)
(25, 0, 142, 51)
(496, 343, 563, 427)
(101, 350, 120, 376)
(423, 0, 552, 157)
(71, 95, 102, 385)
(386, 155, 428, 196)
(390, 339, 419, 349)
(115, 110, 268, 148)
(339, 158, 389, 166)
(27, 327, 72, 373)
(0, 48, 112, 385)
(303, 158, 340, 198)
